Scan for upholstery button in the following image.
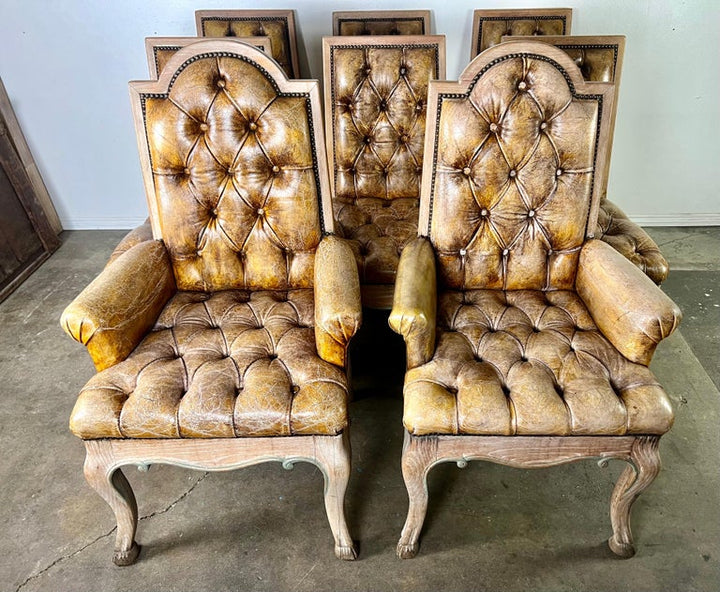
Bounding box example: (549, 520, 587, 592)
(518, 80, 527, 91)
(199, 123, 209, 132)
(415, 102, 423, 112)
(382, 167, 389, 176)
(415, 166, 422, 175)
(528, 209, 535, 218)
(459, 248, 467, 256)
(400, 134, 410, 144)
(400, 66, 407, 75)
(183, 167, 190, 175)
(556, 168, 563, 176)
(502, 248, 509, 256)
(272, 165, 280, 173)
(489, 122, 499, 133)
(216, 78, 226, 88)
(249, 121, 258, 131)
(348, 167, 356, 174)
(364, 136, 372, 144)
(292, 385, 300, 395)
(364, 67, 372, 75)
(379, 100, 387, 111)
(211, 208, 218, 217)
(227, 168, 235, 175)
(540, 122, 548, 131)
(547, 248, 554, 256)
(509, 169, 517, 178)
(463, 167, 472, 176)
(480, 208, 488, 217)
(257, 208, 265, 216)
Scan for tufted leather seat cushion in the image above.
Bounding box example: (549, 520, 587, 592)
(477, 17, 567, 53)
(403, 289, 674, 436)
(596, 201, 669, 285)
(328, 41, 442, 284)
(429, 55, 599, 291)
(142, 54, 324, 292)
(70, 289, 348, 439)
(338, 19, 426, 36)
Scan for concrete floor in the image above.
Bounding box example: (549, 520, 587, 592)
(1, 227, 718, 592)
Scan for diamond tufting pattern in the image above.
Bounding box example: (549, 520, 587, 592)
(143, 54, 323, 292)
(403, 289, 674, 436)
(327, 39, 444, 283)
(70, 290, 348, 439)
(429, 55, 599, 291)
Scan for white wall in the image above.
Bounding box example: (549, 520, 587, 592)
(0, 0, 717, 229)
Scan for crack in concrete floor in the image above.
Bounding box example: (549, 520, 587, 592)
(15, 472, 209, 592)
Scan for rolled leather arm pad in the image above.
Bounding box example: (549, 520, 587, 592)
(314, 235, 362, 367)
(106, 217, 153, 266)
(61, 240, 176, 372)
(388, 237, 437, 369)
(595, 200, 669, 284)
(576, 239, 681, 366)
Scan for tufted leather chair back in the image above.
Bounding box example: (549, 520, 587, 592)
(420, 41, 614, 291)
(145, 36, 273, 79)
(130, 40, 334, 293)
(324, 36, 446, 204)
(333, 11, 431, 36)
(471, 9, 572, 58)
(195, 10, 300, 78)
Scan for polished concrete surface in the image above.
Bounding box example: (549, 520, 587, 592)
(1, 227, 718, 592)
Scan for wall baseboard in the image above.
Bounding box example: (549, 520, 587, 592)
(627, 213, 720, 226)
(60, 217, 147, 230)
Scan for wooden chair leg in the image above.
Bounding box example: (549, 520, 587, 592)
(608, 436, 661, 558)
(83, 440, 140, 566)
(313, 431, 357, 560)
(397, 432, 434, 559)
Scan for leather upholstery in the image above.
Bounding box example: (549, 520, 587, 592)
(69, 289, 349, 439)
(577, 240, 680, 365)
(429, 54, 599, 291)
(142, 54, 324, 293)
(563, 46, 617, 83)
(199, 16, 295, 77)
(403, 288, 674, 436)
(63, 42, 360, 440)
(328, 40, 443, 284)
(62, 240, 176, 372)
(595, 200, 669, 284)
(107, 218, 153, 265)
(337, 19, 426, 36)
(477, 17, 567, 54)
(391, 42, 680, 438)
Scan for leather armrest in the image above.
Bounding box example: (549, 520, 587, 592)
(388, 237, 436, 369)
(576, 239, 681, 366)
(595, 200, 669, 284)
(314, 235, 362, 367)
(61, 240, 176, 372)
(106, 217, 154, 266)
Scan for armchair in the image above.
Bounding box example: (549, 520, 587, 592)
(323, 35, 446, 307)
(501, 35, 669, 283)
(62, 40, 361, 564)
(390, 41, 681, 559)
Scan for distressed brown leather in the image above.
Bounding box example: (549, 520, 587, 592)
(391, 42, 680, 438)
(478, 17, 566, 53)
(403, 289, 674, 436)
(143, 54, 323, 292)
(200, 17, 295, 77)
(62, 241, 176, 372)
(430, 55, 597, 291)
(388, 237, 436, 368)
(64, 42, 358, 440)
(107, 218, 153, 265)
(69, 290, 349, 439)
(329, 40, 443, 285)
(595, 197, 669, 286)
(338, 19, 425, 36)
(577, 240, 680, 365)
(314, 235, 362, 367)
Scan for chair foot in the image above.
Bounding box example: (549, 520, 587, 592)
(608, 536, 635, 559)
(335, 544, 358, 561)
(113, 541, 141, 566)
(396, 542, 419, 559)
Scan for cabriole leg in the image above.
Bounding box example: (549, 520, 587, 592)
(608, 436, 661, 558)
(314, 432, 357, 560)
(83, 440, 140, 566)
(397, 432, 434, 559)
